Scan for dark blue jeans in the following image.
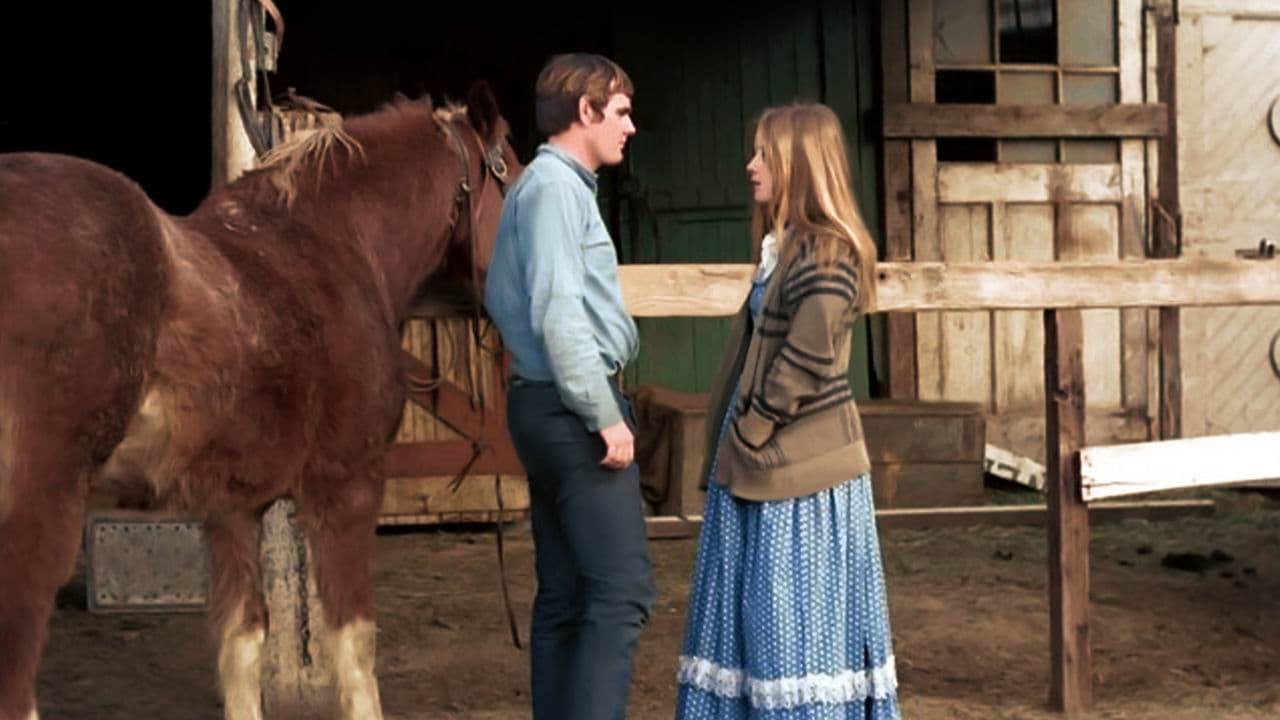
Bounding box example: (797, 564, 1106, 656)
(506, 379, 655, 720)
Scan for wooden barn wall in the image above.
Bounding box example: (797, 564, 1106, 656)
(388, 316, 529, 521)
(612, 0, 882, 396)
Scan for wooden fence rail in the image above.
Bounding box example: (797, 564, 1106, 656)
(618, 258, 1280, 317)
(1080, 431, 1280, 501)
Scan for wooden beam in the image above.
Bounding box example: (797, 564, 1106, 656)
(938, 163, 1124, 204)
(883, 103, 1168, 139)
(906, 0, 936, 404)
(259, 500, 330, 717)
(647, 499, 1214, 535)
(211, 0, 257, 186)
(646, 515, 702, 539)
(378, 509, 528, 527)
(618, 259, 1280, 317)
(620, 264, 752, 316)
(1154, 8, 1182, 440)
(1045, 309, 1091, 713)
(1080, 431, 1280, 501)
(877, 499, 1214, 529)
(873, 259, 1280, 312)
(879, 0, 917, 399)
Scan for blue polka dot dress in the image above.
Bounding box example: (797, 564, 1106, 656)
(675, 277, 900, 720)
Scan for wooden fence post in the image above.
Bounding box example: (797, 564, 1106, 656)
(1044, 309, 1091, 713)
(879, 0, 917, 399)
(260, 499, 333, 718)
(1154, 6, 1182, 439)
(211, 0, 258, 187)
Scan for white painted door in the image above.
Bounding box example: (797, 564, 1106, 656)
(1178, 4, 1280, 437)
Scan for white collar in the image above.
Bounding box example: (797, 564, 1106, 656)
(756, 231, 780, 282)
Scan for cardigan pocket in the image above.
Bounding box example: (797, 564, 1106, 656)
(732, 405, 776, 450)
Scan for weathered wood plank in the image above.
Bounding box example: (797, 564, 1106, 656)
(1045, 309, 1091, 713)
(907, 0, 936, 405)
(938, 163, 1123, 204)
(884, 103, 1168, 138)
(881, 0, 915, 399)
(618, 264, 752, 317)
(617, 259, 1280, 317)
(651, 499, 1215, 535)
(985, 443, 1047, 491)
(1080, 431, 1280, 501)
(211, 0, 258, 186)
(992, 205, 1054, 412)
(878, 499, 1214, 529)
(1179, 0, 1280, 16)
(1154, 7, 1182, 440)
(1062, 205, 1123, 411)
(377, 509, 528, 527)
(259, 500, 330, 718)
(932, 205, 991, 404)
(873, 259, 1280, 312)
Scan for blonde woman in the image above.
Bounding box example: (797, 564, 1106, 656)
(675, 103, 899, 719)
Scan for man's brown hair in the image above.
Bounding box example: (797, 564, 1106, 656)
(535, 53, 634, 136)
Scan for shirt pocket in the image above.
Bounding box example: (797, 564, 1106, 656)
(580, 223, 618, 274)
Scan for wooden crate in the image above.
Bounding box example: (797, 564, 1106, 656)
(861, 399, 987, 508)
(633, 386, 709, 517)
(632, 390, 987, 514)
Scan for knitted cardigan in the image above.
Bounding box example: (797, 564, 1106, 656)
(702, 234, 871, 501)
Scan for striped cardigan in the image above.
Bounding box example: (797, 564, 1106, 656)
(703, 234, 871, 501)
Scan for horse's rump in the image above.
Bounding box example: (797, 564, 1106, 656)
(0, 154, 172, 475)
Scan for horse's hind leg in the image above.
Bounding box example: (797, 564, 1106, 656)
(0, 422, 93, 720)
(299, 466, 385, 720)
(204, 510, 268, 720)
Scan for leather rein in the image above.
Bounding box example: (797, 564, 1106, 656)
(433, 113, 524, 650)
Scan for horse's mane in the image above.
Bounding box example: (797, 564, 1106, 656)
(258, 119, 362, 208)
(252, 95, 451, 208)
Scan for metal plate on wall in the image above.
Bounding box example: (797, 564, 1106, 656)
(85, 510, 209, 613)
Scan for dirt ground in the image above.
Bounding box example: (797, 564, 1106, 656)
(35, 487, 1280, 720)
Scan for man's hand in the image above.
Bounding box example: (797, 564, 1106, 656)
(599, 421, 634, 469)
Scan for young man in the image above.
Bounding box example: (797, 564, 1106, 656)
(484, 53, 654, 720)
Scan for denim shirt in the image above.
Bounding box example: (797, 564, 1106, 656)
(484, 144, 639, 431)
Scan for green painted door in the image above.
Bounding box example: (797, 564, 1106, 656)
(609, 0, 881, 396)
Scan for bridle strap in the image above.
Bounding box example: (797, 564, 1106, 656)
(433, 113, 522, 649)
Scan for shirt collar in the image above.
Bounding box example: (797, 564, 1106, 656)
(538, 143, 598, 193)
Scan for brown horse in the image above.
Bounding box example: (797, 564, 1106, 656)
(0, 81, 520, 720)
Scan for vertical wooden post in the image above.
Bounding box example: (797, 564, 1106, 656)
(879, 0, 916, 398)
(259, 501, 333, 718)
(212, 0, 258, 187)
(214, 5, 329, 716)
(1044, 309, 1091, 713)
(1154, 6, 1182, 439)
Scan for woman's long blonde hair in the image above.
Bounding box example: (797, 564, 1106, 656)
(749, 103, 877, 310)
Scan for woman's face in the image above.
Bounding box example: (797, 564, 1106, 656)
(746, 147, 773, 205)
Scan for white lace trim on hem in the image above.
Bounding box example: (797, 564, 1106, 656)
(677, 654, 898, 709)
